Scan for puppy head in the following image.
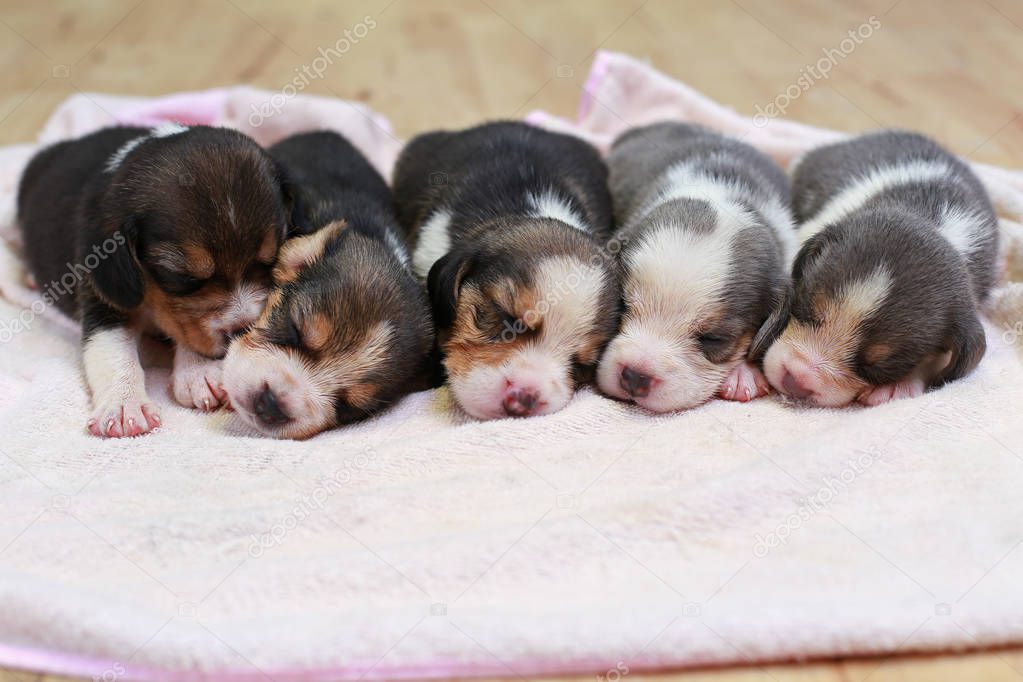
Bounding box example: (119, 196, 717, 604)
(223, 222, 435, 439)
(597, 198, 786, 412)
(88, 126, 298, 358)
(429, 218, 620, 420)
(758, 209, 985, 407)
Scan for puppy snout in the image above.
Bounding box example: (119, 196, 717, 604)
(253, 385, 290, 426)
(503, 386, 540, 417)
(781, 369, 814, 400)
(619, 365, 653, 398)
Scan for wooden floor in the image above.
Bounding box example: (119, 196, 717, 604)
(1, 0, 1021, 680)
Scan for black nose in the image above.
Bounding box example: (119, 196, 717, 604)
(620, 366, 653, 398)
(253, 386, 289, 426)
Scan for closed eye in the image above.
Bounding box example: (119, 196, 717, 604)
(697, 332, 734, 361)
(152, 267, 207, 296)
(272, 316, 303, 348)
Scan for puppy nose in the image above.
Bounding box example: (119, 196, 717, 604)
(619, 365, 653, 398)
(781, 371, 814, 400)
(253, 386, 290, 425)
(503, 386, 540, 417)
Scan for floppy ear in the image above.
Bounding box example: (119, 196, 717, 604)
(426, 250, 473, 330)
(933, 311, 987, 386)
(87, 213, 145, 310)
(748, 280, 792, 363)
(275, 161, 312, 237)
(791, 230, 832, 282)
(273, 220, 347, 284)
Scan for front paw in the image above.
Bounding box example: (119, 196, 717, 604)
(87, 398, 161, 437)
(858, 378, 925, 406)
(172, 359, 227, 411)
(718, 361, 770, 402)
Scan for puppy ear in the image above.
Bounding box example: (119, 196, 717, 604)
(791, 231, 832, 281)
(273, 220, 347, 284)
(275, 161, 311, 237)
(426, 251, 473, 330)
(87, 214, 145, 310)
(748, 280, 792, 362)
(934, 311, 986, 386)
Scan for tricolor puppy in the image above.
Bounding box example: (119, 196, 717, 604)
(393, 121, 620, 420)
(596, 123, 794, 412)
(758, 130, 999, 407)
(17, 124, 292, 437)
(223, 132, 434, 439)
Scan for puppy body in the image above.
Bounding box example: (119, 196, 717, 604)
(597, 123, 794, 412)
(223, 131, 433, 439)
(759, 130, 999, 407)
(393, 121, 620, 420)
(17, 124, 289, 436)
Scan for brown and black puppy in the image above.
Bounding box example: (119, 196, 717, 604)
(17, 124, 293, 437)
(223, 131, 434, 439)
(393, 121, 621, 420)
(755, 130, 999, 406)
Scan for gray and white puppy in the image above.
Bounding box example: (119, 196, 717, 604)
(597, 122, 795, 412)
(757, 130, 999, 407)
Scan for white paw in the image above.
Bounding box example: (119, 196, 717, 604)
(718, 360, 770, 402)
(858, 377, 926, 407)
(172, 357, 227, 411)
(87, 396, 161, 437)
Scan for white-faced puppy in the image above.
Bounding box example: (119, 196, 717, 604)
(596, 123, 794, 412)
(223, 132, 434, 439)
(17, 124, 293, 437)
(757, 130, 999, 407)
(393, 121, 620, 420)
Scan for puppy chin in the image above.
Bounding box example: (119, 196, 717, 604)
(597, 333, 722, 412)
(448, 352, 572, 420)
(222, 339, 335, 439)
(762, 338, 862, 408)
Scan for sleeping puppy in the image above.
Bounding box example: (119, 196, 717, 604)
(17, 124, 292, 437)
(596, 123, 795, 412)
(393, 121, 620, 420)
(223, 131, 434, 439)
(755, 130, 999, 407)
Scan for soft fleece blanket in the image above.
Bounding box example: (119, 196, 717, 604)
(1, 52, 1022, 681)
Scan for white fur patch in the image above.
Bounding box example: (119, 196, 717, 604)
(527, 189, 587, 232)
(638, 161, 795, 261)
(412, 209, 452, 280)
(938, 204, 988, 255)
(205, 282, 268, 355)
(104, 122, 190, 173)
(840, 267, 893, 319)
(798, 160, 952, 242)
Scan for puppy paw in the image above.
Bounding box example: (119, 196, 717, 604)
(87, 399, 161, 438)
(858, 378, 925, 406)
(171, 357, 227, 411)
(718, 361, 770, 402)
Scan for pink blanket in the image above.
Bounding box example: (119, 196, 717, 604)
(0, 55, 1022, 681)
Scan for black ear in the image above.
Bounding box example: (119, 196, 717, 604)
(275, 161, 312, 237)
(87, 213, 145, 310)
(934, 311, 987, 386)
(791, 230, 833, 282)
(748, 280, 792, 363)
(426, 250, 472, 331)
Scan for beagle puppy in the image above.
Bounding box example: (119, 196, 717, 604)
(597, 122, 794, 412)
(393, 121, 621, 420)
(755, 130, 999, 406)
(223, 131, 434, 439)
(17, 124, 293, 437)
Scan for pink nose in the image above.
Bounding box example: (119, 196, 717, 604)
(781, 370, 814, 400)
(503, 386, 540, 417)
